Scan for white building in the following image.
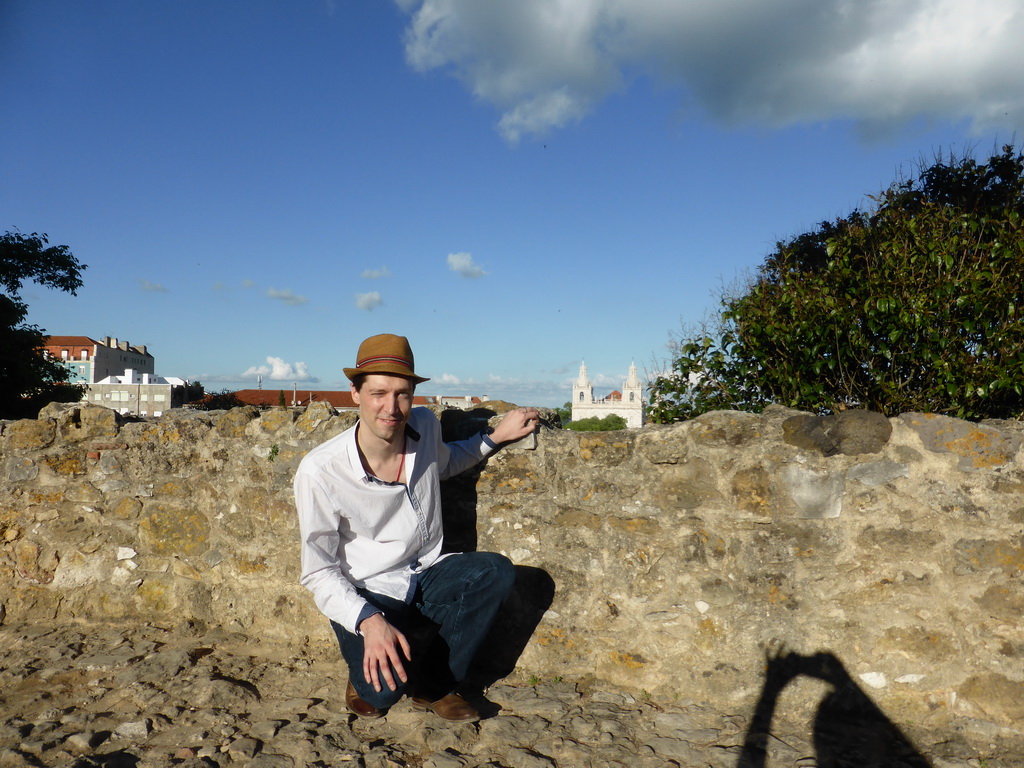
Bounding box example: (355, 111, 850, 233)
(438, 395, 490, 409)
(87, 369, 188, 417)
(43, 336, 155, 384)
(571, 361, 645, 428)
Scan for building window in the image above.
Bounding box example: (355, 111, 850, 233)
(579, 392, 584, 401)
(629, 392, 635, 402)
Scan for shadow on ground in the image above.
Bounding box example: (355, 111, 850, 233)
(738, 649, 931, 768)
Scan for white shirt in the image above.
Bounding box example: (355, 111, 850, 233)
(294, 407, 495, 633)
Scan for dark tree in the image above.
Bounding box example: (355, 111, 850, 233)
(189, 389, 245, 411)
(0, 232, 87, 419)
(554, 401, 572, 426)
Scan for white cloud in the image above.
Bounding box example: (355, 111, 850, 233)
(436, 373, 462, 386)
(447, 251, 487, 278)
(398, 0, 1024, 141)
(242, 279, 256, 289)
(355, 291, 383, 311)
(266, 288, 308, 306)
(588, 371, 625, 389)
(138, 279, 167, 293)
(242, 357, 319, 382)
(361, 267, 391, 279)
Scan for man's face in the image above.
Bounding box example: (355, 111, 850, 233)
(351, 374, 414, 444)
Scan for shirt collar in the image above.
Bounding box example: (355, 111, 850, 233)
(348, 418, 421, 483)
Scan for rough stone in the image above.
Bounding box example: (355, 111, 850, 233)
(656, 457, 721, 508)
(114, 719, 152, 741)
(958, 673, 1024, 725)
(293, 399, 336, 432)
(4, 456, 38, 482)
(973, 583, 1024, 622)
(827, 409, 894, 454)
(0, 404, 1022, 765)
(642, 736, 706, 763)
(781, 464, 844, 518)
(900, 412, 1021, 469)
(55, 405, 123, 443)
(783, 410, 892, 456)
(138, 503, 212, 557)
(847, 458, 909, 486)
(255, 408, 296, 434)
(731, 464, 774, 516)
(3, 419, 56, 452)
(214, 405, 260, 438)
(953, 538, 1024, 575)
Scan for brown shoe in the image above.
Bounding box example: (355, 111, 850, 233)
(410, 692, 479, 722)
(346, 680, 383, 718)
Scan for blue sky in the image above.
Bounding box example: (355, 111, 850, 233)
(3, 1, 1022, 407)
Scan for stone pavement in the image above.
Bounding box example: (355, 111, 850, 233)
(0, 622, 1020, 768)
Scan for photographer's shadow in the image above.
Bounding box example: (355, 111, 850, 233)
(738, 649, 931, 768)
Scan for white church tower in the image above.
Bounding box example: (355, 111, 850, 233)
(571, 360, 594, 409)
(571, 360, 645, 428)
(622, 361, 643, 412)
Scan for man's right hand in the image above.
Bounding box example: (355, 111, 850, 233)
(358, 613, 412, 692)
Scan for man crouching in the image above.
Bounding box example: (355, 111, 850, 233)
(294, 333, 539, 721)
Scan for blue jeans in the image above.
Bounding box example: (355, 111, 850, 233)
(331, 551, 516, 710)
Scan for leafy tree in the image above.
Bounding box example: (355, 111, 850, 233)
(0, 231, 87, 419)
(566, 413, 628, 431)
(649, 145, 1024, 422)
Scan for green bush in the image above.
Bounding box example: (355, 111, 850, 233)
(566, 413, 628, 431)
(649, 145, 1024, 422)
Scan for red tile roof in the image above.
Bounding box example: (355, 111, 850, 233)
(233, 389, 356, 408)
(43, 336, 152, 356)
(44, 336, 97, 347)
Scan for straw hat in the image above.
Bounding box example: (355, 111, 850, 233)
(343, 334, 429, 384)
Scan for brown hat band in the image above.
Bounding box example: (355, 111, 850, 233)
(356, 354, 413, 371)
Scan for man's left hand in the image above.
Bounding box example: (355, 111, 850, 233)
(490, 407, 541, 445)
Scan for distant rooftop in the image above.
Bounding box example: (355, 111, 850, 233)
(233, 389, 440, 409)
(45, 335, 97, 347)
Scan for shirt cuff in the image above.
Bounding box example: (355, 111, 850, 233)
(481, 431, 499, 453)
(355, 604, 383, 636)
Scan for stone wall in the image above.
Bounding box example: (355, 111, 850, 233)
(1, 402, 1022, 745)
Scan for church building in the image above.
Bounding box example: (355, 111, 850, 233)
(571, 361, 645, 428)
